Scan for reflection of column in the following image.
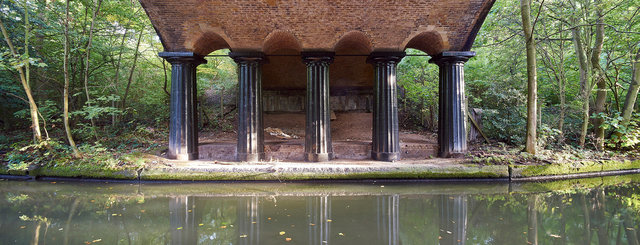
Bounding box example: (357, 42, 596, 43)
(237, 197, 261, 245)
(377, 195, 399, 245)
(307, 196, 331, 245)
(302, 52, 334, 162)
(170, 196, 196, 245)
(231, 52, 266, 162)
(438, 195, 468, 245)
(368, 52, 405, 162)
(159, 52, 206, 160)
(430, 52, 475, 158)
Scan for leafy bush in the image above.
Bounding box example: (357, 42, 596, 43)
(538, 124, 563, 149)
(482, 108, 526, 145)
(5, 140, 69, 170)
(603, 112, 640, 149)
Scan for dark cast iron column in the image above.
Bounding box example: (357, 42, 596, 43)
(302, 52, 334, 162)
(231, 52, 266, 162)
(368, 52, 405, 162)
(430, 51, 475, 158)
(159, 52, 206, 160)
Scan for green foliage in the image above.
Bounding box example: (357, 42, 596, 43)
(603, 113, 640, 149)
(538, 124, 563, 149)
(482, 108, 526, 144)
(397, 49, 439, 131)
(13, 100, 60, 127)
(73, 95, 122, 121)
(3, 134, 157, 172)
(5, 140, 68, 170)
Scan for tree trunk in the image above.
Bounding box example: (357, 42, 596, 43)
(120, 29, 144, 111)
(621, 50, 640, 127)
(558, 24, 567, 141)
(63, 0, 80, 157)
(82, 0, 104, 139)
(591, 2, 606, 150)
(112, 27, 129, 125)
(220, 87, 224, 120)
(162, 59, 170, 96)
(521, 0, 537, 154)
(558, 53, 567, 142)
(0, 10, 43, 143)
(572, 25, 591, 148)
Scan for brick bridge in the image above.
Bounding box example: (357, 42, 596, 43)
(139, 0, 496, 161)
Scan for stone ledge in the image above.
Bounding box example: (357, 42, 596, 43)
(509, 160, 640, 181)
(2, 159, 639, 182)
(139, 163, 508, 181)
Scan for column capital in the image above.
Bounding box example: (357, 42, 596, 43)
(229, 52, 268, 64)
(429, 51, 476, 65)
(367, 51, 406, 64)
(301, 51, 335, 64)
(159, 52, 207, 65)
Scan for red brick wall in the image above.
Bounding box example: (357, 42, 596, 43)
(139, 0, 495, 55)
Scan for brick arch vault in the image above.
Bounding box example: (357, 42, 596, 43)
(140, 0, 496, 161)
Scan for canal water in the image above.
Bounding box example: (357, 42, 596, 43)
(1, 175, 640, 245)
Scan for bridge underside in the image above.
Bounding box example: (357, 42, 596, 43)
(139, 0, 496, 161)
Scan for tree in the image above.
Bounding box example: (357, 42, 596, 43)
(520, 0, 539, 154)
(0, 1, 43, 143)
(622, 49, 640, 128)
(120, 27, 144, 112)
(82, 0, 104, 140)
(539, 21, 569, 140)
(591, 0, 606, 150)
(63, 0, 80, 157)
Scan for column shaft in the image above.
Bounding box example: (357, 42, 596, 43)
(430, 52, 475, 158)
(368, 52, 405, 162)
(231, 53, 266, 162)
(159, 52, 206, 160)
(302, 52, 334, 162)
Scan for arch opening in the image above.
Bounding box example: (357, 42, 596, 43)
(403, 31, 448, 56)
(190, 32, 231, 56)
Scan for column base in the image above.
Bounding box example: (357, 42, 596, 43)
(439, 151, 466, 158)
(372, 151, 400, 162)
(169, 152, 199, 161)
(305, 152, 333, 162)
(237, 153, 265, 162)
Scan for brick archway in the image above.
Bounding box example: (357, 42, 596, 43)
(140, 0, 496, 161)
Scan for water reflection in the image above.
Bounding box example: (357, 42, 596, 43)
(378, 195, 399, 245)
(439, 196, 467, 245)
(237, 197, 261, 245)
(308, 196, 331, 245)
(170, 197, 196, 245)
(1, 176, 640, 244)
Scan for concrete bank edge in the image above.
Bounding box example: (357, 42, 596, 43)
(1, 159, 639, 182)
